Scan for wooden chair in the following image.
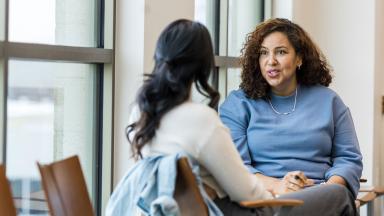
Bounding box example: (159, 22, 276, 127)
(356, 178, 384, 205)
(0, 165, 17, 216)
(174, 157, 208, 215)
(174, 157, 303, 216)
(37, 155, 94, 216)
(356, 178, 384, 216)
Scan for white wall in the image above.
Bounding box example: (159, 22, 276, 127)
(0, 0, 5, 40)
(374, 0, 384, 212)
(114, 0, 145, 185)
(144, 0, 194, 74)
(114, 0, 194, 185)
(272, 0, 292, 20)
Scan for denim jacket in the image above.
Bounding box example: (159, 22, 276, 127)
(106, 153, 223, 216)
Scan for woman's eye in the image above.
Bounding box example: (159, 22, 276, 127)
(260, 50, 268, 55)
(277, 50, 287, 55)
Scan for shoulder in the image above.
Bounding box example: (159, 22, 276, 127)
(161, 102, 226, 150)
(220, 89, 253, 111)
(301, 85, 348, 110)
(301, 85, 337, 97)
(169, 102, 221, 124)
(220, 89, 263, 116)
(225, 89, 249, 102)
(302, 85, 343, 101)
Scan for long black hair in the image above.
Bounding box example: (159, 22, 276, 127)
(126, 19, 219, 160)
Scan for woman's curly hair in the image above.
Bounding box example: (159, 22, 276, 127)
(240, 18, 332, 99)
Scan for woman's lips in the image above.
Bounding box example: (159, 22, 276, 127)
(267, 69, 279, 78)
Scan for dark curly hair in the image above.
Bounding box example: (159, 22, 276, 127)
(126, 19, 219, 160)
(240, 18, 332, 99)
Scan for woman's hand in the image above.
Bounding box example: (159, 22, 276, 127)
(325, 175, 346, 186)
(273, 171, 314, 195)
(255, 171, 314, 196)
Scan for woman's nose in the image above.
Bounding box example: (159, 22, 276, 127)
(267, 54, 277, 65)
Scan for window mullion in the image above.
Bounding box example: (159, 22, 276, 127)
(6, 42, 113, 64)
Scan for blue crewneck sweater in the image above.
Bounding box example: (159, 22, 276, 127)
(219, 85, 363, 197)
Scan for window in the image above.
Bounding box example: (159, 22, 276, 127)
(194, 0, 218, 45)
(7, 60, 97, 214)
(0, 0, 5, 164)
(0, 0, 4, 41)
(226, 0, 264, 94)
(195, 0, 268, 103)
(9, 0, 96, 47)
(1, 0, 114, 215)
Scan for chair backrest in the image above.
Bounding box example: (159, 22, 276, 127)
(37, 155, 94, 216)
(174, 157, 208, 216)
(0, 165, 17, 216)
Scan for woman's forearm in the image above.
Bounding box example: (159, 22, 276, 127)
(326, 175, 346, 186)
(255, 173, 280, 192)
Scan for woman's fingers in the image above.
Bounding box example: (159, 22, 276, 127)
(277, 171, 314, 194)
(285, 181, 301, 191)
(305, 178, 315, 186)
(284, 171, 308, 188)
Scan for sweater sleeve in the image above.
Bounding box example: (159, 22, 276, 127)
(325, 106, 363, 198)
(219, 91, 260, 174)
(197, 123, 273, 202)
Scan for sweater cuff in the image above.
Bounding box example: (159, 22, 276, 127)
(325, 169, 359, 198)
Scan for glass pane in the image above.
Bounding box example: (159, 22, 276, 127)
(194, 0, 217, 48)
(228, 0, 263, 56)
(6, 60, 97, 215)
(226, 68, 241, 95)
(194, 0, 218, 104)
(0, 59, 3, 163)
(225, 0, 263, 95)
(0, 0, 4, 40)
(9, 0, 97, 47)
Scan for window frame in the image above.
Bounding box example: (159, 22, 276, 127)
(0, 0, 115, 215)
(212, 0, 272, 101)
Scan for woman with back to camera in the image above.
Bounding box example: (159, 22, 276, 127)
(220, 18, 362, 212)
(125, 19, 357, 215)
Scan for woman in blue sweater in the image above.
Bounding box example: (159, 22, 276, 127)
(219, 18, 363, 200)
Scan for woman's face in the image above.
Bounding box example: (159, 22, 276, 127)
(259, 31, 302, 96)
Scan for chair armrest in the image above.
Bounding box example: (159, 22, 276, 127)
(359, 186, 384, 194)
(375, 187, 384, 196)
(360, 178, 367, 183)
(356, 191, 377, 207)
(239, 199, 304, 208)
(356, 186, 384, 208)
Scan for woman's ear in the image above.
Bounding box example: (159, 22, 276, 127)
(296, 56, 303, 69)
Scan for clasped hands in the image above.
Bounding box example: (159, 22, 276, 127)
(272, 171, 314, 195)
